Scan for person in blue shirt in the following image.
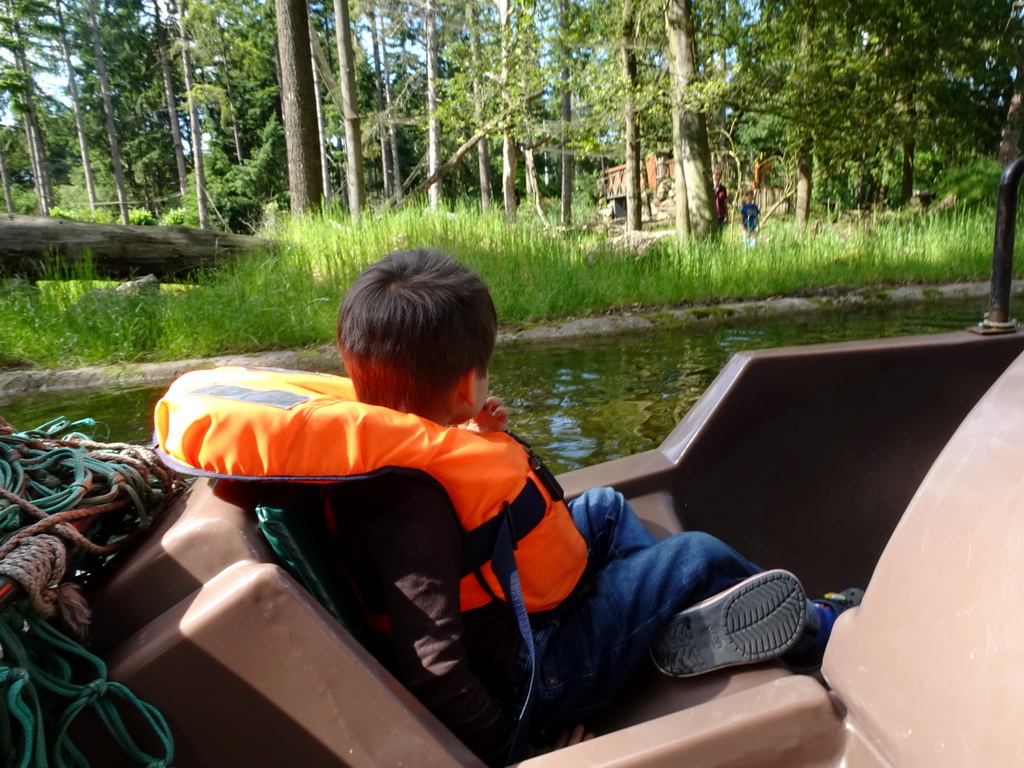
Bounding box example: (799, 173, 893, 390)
(740, 189, 760, 247)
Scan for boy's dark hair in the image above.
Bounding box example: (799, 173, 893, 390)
(337, 249, 497, 415)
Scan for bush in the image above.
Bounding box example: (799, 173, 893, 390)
(128, 207, 157, 226)
(46, 205, 118, 224)
(159, 208, 189, 227)
(934, 158, 1002, 210)
(49, 205, 79, 221)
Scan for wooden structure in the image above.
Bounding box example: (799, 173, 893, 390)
(603, 156, 676, 217)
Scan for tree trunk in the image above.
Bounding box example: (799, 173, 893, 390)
(219, 28, 246, 165)
(467, 4, 491, 213)
(310, 30, 332, 204)
(179, 5, 210, 228)
(670, 119, 690, 238)
(381, 25, 403, 198)
(425, 0, 441, 209)
(901, 139, 914, 205)
(1000, 21, 1024, 164)
(87, 0, 130, 225)
(20, 118, 42, 214)
(665, 0, 715, 238)
(369, 7, 393, 200)
(498, 0, 517, 222)
(154, 0, 189, 198)
(333, 0, 365, 219)
(0, 140, 13, 214)
(793, 15, 813, 234)
(276, 0, 323, 214)
(622, 0, 642, 232)
(56, 0, 97, 210)
(795, 141, 813, 230)
(559, 0, 572, 227)
(10, 27, 52, 215)
(524, 145, 549, 227)
(0, 215, 274, 279)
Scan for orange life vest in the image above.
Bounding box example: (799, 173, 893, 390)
(154, 366, 588, 613)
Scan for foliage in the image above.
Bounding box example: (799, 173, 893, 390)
(159, 207, 189, 226)
(128, 207, 157, 225)
(0, 0, 1018, 232)
(0, 205, 1015, 370)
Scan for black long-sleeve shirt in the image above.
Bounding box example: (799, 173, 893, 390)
(324, 475, 523, 764)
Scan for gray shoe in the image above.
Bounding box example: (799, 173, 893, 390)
(650, 569, 807, 677)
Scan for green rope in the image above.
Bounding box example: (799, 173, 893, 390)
(0, 416, 183, 767)
(0, 608, 174, 767)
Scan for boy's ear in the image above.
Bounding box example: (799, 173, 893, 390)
(454, 368, 484, 410)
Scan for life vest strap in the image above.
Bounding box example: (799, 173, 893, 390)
(461, 479, 545, 577)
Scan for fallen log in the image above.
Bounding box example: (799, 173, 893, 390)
(0, 214, 276, 280)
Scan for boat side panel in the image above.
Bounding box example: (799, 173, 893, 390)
(659, 332, 1024, 595)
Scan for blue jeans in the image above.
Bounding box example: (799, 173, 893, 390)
(496, 487, 761, 737)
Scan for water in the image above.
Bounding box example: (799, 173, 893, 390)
(1, 303, 986, 474)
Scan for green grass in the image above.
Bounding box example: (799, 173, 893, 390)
(0, 201, 1014, 371)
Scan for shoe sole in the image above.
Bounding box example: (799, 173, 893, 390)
(650, 569, 807, 677)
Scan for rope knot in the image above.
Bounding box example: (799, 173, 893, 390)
(3, 666, 30, 684)
(0, 534, 67, 618)
(83, 679, 109, 702)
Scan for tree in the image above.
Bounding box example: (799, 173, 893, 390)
(153, 0, 189, 198)
(0, 121, 13, 212)
(620, 0, 642, 232)
(332, 0, 364, 218)
(0, 0, 54, 214)
(1001, 14, 1024, 164)
(425, 0, 441, 208)
(467, 2, 491, 213)
(86, 0, 129, 224)
(276, 0, 323, 213)
(497, 0, 517, 222)
(368, 5, 393, 200)
(665, 0, 715, 238)
(558, 0, 573, 226)
(55, 0, 96, 210)
(179, 0, 211, 227)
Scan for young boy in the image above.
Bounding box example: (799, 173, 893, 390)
(740, 189, 760, 247)
(331, 249, 857, 764)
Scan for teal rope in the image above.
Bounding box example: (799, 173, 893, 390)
(0, 419, 180, 555)
(0, 417, 181, 766)
(0, 607, 175, 768)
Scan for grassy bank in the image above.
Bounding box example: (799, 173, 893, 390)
(0, 203, 1013, 370)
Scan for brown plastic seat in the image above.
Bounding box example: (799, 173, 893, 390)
(87, 478, 274, 651)
(105, 560, 483, 767)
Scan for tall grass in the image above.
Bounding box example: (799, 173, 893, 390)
(0, 203, 1012, 370)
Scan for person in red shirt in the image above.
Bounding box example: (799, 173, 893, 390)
(713, 168, 729, 231)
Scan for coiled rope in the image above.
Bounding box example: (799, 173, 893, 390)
(0, 415, 183, 767)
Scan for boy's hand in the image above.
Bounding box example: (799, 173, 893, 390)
(554, 724, 594, 748)
(529, 724, 594, 757)
(463, 396, 509, 434)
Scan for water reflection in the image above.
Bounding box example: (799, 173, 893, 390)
(489, 305, 983, 473)
(1, 304, 984, 473)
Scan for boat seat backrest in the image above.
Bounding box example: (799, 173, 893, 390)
(822, 349, 1024, 767)
(253, 482, 376, 641)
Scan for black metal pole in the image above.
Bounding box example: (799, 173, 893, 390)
(984, 157, 1024, 329)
